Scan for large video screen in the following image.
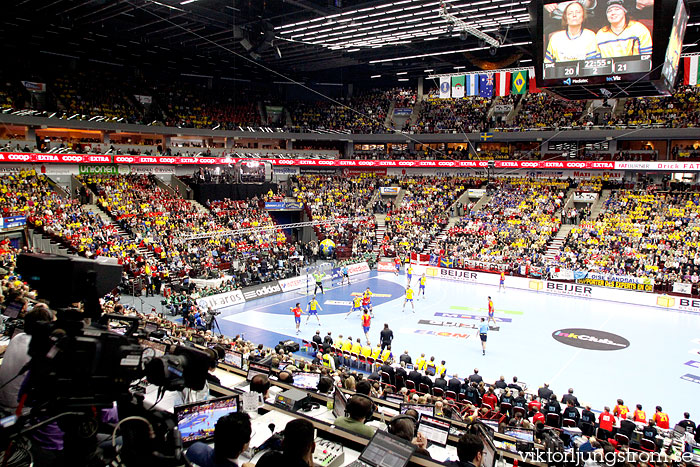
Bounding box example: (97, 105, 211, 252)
(661, 0, 687, 89)
(542, 0, 654, 83)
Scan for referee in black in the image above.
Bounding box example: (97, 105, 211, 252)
(380, 323, 394, 351)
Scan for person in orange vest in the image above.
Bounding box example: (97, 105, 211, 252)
(633, 404, 647, 423)
(653, 406, 670, 429)
(614, 399, 629, 420)
(598, 407, 615, 440)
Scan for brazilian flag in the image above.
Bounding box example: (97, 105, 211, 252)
(511, 70, 527, 95)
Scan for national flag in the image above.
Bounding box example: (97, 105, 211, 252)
(465, 74, 479, 96)
(511, 70, 527, 94)
(684, 56, 700, 86)
(451, 75, 465, 98)
(529, 74, 541, 93)
(495, 71, 511, 96)
(480, 132, 494, 141)
(479, 74, 494, 98)
(439, 77, 451, 98)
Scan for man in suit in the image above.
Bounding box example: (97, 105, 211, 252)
(468, 369, 482, 384)
(508, 376, 522, 392)
(408, 368, 422, 388)
(494, 376, 507, 389)
(399, 350, 412, 365)
(420, 373, 433, 391)
(448, 374, 462, 395)
(618, 413, 636, 442)
(538, 383, 553, 401)
(434, 375, 448, 392)
(562, 388, 579, 407)
(381, 360, 396, 387)
(312, 330, 323, 346)
(395, 362, 408, 390)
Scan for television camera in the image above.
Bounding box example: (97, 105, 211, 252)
(0, 253, 212, 466)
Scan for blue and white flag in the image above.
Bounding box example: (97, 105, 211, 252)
(439, 77, 451, 99)
(465, 75, 479, 96)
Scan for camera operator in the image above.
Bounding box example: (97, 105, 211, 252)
(185, 412, 255, 467)
(0, 303, 53, 413)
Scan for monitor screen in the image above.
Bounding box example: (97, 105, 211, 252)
(224, 350, 243, 368)
(476, 424, 497, 467)
(3, 301, 23, 318)
(661, 0, 687, 89)
(479, 419, 500, 434)
(542, 0, 654, 83)
(291, 372, 321, 390)
(247, 362, 270, 381)
(175, 395, 239, 444)
(400, 403, 434, 418)
(425, 366, 436, 376)
(504, 427, 535, 443)
(144, 322, 157, 334)
(417, 414, 451, 447)
(385, 394, 405, 405)
(333, 389, 348, 419)
(358, 429, 416, 467)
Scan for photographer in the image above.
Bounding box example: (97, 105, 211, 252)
(0, 303, 53, 413)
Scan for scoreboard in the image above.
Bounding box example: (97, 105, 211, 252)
(543, 56, 651, 80)
(532, 0, 688, 100)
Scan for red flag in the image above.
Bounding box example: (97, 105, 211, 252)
(529, 74, 541, 93)
(495, 71, 511, 96)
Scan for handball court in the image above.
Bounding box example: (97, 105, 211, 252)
(209, 270, 698, 421)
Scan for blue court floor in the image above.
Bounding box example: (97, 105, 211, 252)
(214, 270, 699, 422)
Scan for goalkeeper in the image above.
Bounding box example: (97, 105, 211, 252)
(313, 272, 326, 295)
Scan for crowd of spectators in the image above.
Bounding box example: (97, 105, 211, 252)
(159, 83, 261, 129)
(287, 90, 392, 134)
(558, 189, 700, 290)
(53, 72, 143, 123)
(0, 170, 142, 266)
(508, 93, 587, 129)
(620, 86, 700, 128)
(410, 95, 491, 134)
(381, 176, 469, 256)
(434, 177, 569, 269)
(293, 174, 377, 259)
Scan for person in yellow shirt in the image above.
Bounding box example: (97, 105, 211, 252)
(418, 274, 426, 299)
(380, 346, 392, 362)
(345, 295, 363, 318)
(371, 344, 382, 360)
(416, 353, 426, 371)
(361, 342, 372, 358)
(351, 338, 362, 355)
(335, 334, 345, 350)
(402, 285, 415, 313)
(435, 360, 447, 378)
(342, 337, 353, 352)
(425, 357, 437, 376)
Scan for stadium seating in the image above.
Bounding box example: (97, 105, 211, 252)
(435, 178, 569, 268)
(560, 190, 700, 291)
(294, 174, 377, 259)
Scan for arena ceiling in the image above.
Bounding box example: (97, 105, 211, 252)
(4, 0, 700, 87)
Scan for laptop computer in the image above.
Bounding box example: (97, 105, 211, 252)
(235, 362, 271, 390)
(346, 429, 417, 467)
(418, 413, 452, 462)
(418, 414, 451, 448)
